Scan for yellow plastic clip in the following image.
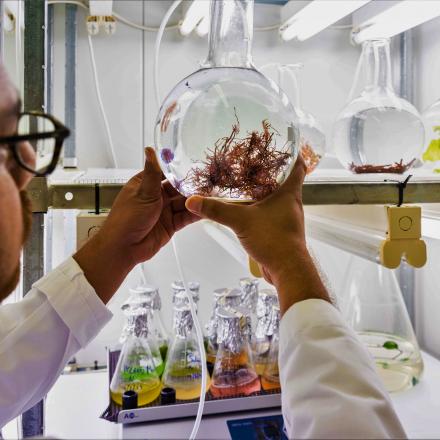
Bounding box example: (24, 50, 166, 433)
(380, 205, 427, 269)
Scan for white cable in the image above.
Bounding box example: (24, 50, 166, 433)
(87, 35, 118, 167)
(113, 12, 180, 32)
(15, 0, 21, 92)
(171, 237, 207, 440)
(154, 0, 182, 108)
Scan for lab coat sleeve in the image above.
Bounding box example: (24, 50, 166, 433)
(279, 298, 407, 439)
(0, 257, 113, 427)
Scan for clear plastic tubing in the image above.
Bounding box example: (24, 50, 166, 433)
(155, 2, 206, 438)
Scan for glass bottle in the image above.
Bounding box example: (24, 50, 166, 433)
(110, 302, 163, 406)
(422, 98, 440, 171)
(131, 285, 169, 361)
(155, 0, 299, 202)
(210, 307, 261, 398)
(161, 305, 210, 400)
(261, 305, 281, 392)
(206, 288, 229, 364)
(339, 257, 423, 393)
(333, 39, 424, 174)
(252, 289, 279, 375)
(262, 63, 325, 174)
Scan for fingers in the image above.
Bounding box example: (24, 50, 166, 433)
(138, 147, 163, 202)
(276, 153, 307, 198)
(185, 195, 243, 229)
(173, 210, 200, 232)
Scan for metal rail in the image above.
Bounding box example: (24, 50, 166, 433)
(26, 177, 440, 212)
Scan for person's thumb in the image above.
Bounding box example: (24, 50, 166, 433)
(139, 147, 163, 201)
(185, 196, 243, 230)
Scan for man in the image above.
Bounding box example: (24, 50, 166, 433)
(1, 59, 405, 438)
(0, 64, 198, 426)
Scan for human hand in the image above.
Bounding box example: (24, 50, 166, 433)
(74, 147, 198, 302)
(185, 155, 329, 314)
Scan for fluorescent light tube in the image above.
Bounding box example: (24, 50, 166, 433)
(280, 0, 371, 41)
(354, 0, 440, 43)
(180, 0, 210, 36)
(196, 15, 210, 37)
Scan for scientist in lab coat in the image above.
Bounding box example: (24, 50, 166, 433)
(0, 58, 405, 439)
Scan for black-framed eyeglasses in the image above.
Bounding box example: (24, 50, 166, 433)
(0, 111, 70, 177)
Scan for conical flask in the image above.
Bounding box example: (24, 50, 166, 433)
(422, 98, 440, 171)
(262, 63, 325, 174)
(206, 288, 230, 364)
(252, 289, 279, 375)
(239, 277, 259, 329)
(210, 307, 261, 398)
(110, 301, 163, 406)
(339, 257, 423, 392)
(161, 305, 210, 400)
(155, 0, 299, 201)
(130, 285, 169, 361)
(333, 39, 424, 174)
(261, 305, 281, 392)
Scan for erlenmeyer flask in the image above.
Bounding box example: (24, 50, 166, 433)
(206, 288, 229, 364)
(333, 39, 424, 174)
(161, 305, 210, 400)
(262, 63, 325, 174)
(339, 257, 423, 392)
(422, 98, 440, 171)
(210, 307, 261, 398)
(155, 0, 299, 201)
(131, 285, 169, 361)
(252, 289, 279, 375)
(110, 302, 163, 406)
(261, 305, 281, 392)
(239, 278, 259, 329)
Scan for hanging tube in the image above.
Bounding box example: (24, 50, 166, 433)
(305, 214, 383, 264)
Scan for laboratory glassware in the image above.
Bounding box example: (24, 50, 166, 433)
(206, 288, 230, 364)
(339, 257, 423, 392)
(333, 39, 424, 174)
(261, 305, 281, 391)
(262, 63, 325, 174)
(110, 300, 163, 406)
(252, 289, 279, 375)
(239, 278, 259, 330)
(130, 285, 169, 361)
(155, 0, 299, 201)
(172, 280, 200, 309)
(422, 98, 440, 171)
(210, 307, 261, 398)
(161, 305, 210, 400)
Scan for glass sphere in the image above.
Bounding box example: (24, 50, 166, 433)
(422, 99, 440, 170)
(333, 93, 424, 174)
(154, 67, 298, 201)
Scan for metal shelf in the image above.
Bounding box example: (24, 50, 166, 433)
(27, 171, 440, 212)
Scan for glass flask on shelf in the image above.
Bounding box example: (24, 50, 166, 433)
(161, 304, 210, 400)
(110, 300, 163, 406)
(239, 278, 259, 330)
(339, 257, 423, 393)
(422, 98, 440, 171)
(333, 38, 424, 174)
(206, 288, 229, 364)
(154, 0, 299, 202)
(210, 307, 261, 398)
(252, 289, 279, 375)
(130, 285, 169, 361)
(261, 305, 281, 392)
(262, 63, 325, 174)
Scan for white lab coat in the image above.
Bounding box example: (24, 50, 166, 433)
(0, 259, 406, 438)
(279, 299, 407, 439)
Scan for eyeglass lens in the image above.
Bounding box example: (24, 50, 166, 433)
(17, 114, 56, 174)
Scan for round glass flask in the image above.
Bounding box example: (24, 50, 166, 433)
(333, 39, 424, 174)
(154, 0, 298, 201)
